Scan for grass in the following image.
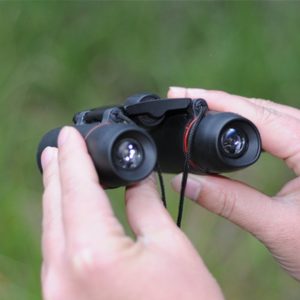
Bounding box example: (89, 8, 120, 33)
(0, 1, 300, 299)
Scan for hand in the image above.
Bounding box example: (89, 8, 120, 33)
(40, 126, 224, 300)
(169, 87, 300, 281)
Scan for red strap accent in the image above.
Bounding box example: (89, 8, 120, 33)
(183, 118, 197, 153)
(183, 118, 200, 169)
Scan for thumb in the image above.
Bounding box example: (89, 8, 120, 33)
(172, 174, 278, 241)
(125, 174, 177, 239)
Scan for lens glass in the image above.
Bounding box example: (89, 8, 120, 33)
(220, 127, 248, 158)
(113, 138, 144, 170)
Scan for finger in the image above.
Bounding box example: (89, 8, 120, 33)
(171, 173, 279, 242)
(41, 147, 65, 263)
(168, 86, 300, 120)
(168, 87, 300, 175)
(58, 127, 126, 251)
(125, 174, 178, 241)
(247, 98, 300, 121)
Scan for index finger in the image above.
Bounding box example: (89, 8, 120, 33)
(168, 87, 300, 175)
(57, 127, 127, 251)
(169, 87, 300, 120)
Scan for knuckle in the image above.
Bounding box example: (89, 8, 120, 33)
(256, 105, 279, 125)
(217, 189, 238, 219)
(68, 247, 112, 276)
(249, 97, 273, 108)
(70, 248, 95, 274)
(67, 238, 136, 278)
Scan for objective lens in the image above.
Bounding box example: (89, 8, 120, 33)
(113, 138, 144, 170)
(220, 127, 248, 158)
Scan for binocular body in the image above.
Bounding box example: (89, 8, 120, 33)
(37, 93, 261, 188)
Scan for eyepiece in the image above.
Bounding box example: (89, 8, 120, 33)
(219, 126, 248, 158)
(84, 124, 156, 188)
(37, 123, 157, 188)
(191, 112, 261, 173)
(113, 138, 144, 170)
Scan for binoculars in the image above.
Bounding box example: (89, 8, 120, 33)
(37, 93, 262, 188)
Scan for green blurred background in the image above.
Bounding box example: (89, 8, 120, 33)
(0, 1, 299, 299)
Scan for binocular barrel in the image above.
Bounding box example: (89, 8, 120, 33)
(37, 110, 261, 188)
(37, 123, 157, 188)
(149, 111, 261, 174)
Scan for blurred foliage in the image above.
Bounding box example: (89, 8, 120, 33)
(0, 1, 299, 299)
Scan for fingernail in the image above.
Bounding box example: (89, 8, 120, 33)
(41, 147, 55, 170)
(171, 174, 202, 201)
(185, 176, 202, 201)
(58, 126, 70, 147)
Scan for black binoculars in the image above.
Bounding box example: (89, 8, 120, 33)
(37, 93, 261, 188)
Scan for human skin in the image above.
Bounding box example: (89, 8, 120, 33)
(40, 127, 224, 300)
(169, 87, 300, 281)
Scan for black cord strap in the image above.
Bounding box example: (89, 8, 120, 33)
(176, 103, 207, 227)
(156, 163, 167, 208)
